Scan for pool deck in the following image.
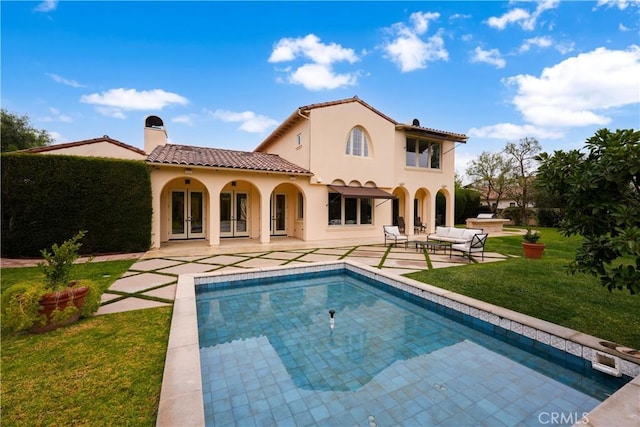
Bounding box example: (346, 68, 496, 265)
(85, 236, 517, 316)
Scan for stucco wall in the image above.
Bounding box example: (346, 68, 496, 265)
(37, 141, 146, 160)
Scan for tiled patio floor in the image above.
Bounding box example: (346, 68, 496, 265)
(95, 241, 510, 315)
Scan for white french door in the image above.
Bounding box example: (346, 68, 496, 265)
(220, 192, 249, 237)
(170, 190, 205, 239)
(270, 193, 287, 236)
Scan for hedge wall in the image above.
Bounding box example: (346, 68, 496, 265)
(1, 153, 152, 257)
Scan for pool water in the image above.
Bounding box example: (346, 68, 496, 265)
(196, 270, 629, 426)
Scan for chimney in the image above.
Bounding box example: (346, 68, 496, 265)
(144, 115, 168, 154)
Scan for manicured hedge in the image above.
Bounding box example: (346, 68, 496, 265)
(1, 153, 152, 257)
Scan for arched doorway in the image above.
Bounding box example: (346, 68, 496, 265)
(436, 190, 447, 226)
(219, 180, 257, 238)
(270, 182, 302, 237)
(163, 178, 208, 240)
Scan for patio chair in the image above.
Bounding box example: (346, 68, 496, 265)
(414, 217, 427, 234)
(383, 225, 408, 248)
(397, 216, 406, 234)
(450, 233, 488, 262)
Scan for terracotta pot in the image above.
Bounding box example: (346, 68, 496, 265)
(522, 242, 546, 259)
(29, 285, 89, 333)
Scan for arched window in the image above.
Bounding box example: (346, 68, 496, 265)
(345, 127, 369, 157)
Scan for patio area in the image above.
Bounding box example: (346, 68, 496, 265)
(95, 234, 514, 315)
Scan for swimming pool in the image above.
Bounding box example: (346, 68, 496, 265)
(156, 261, 640, 426)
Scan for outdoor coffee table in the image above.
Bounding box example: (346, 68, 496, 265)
(414, 240, 450, 254)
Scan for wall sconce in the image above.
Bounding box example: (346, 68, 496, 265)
(441, 184, 447, 188)
(399, 182, 405, 186)
(185, 168, 193, 175)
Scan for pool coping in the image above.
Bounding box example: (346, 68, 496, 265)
(155, 260, 640, 427)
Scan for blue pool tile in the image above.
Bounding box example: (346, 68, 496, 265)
(309, 403, 331, 423)
(197, 268, 632, 427)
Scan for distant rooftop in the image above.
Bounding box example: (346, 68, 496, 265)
(20, 136, 146, 156)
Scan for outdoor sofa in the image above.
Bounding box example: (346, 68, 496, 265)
(427, 226, 484, 244)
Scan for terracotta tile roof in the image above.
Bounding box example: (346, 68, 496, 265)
(20, 136, 146, 156)
(396, 123, 468, 141)
(255, 96, 468, 152)
(147, 144, 312, 175)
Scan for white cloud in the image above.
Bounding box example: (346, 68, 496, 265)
(40, 107, 73, 123)
(470, 46, 506, 68)
(519, 36, 574, 55)
(554, 41, 575, 55)
(34, 0, 57, 12)
(486, 0, 560, 31)
(449, 13, 471, 21)
(474, 45, 640, 141)
(383, 12, 448, 73)
(468, 123, 564, 140)
(288, 63, 358, 91)
(268, 34, 360, 90)
(96, 107, 126, 119)
(211, 110, 278, 133)
(596, 0, 640, 10)
(171, 114, 197, 126)
(486, 8, 530, 30)
(269, 34, 358, 65)
(47, 131, 65, 143)
(46, 73, 86, 88)
(505, 45, 640, 128)
(519, 36, 553, 53)
(80, 88, 188, 118)
(410, 11, 440, 35)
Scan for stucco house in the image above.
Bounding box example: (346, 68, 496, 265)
(146, 97, 468, 248)
(18, 97, 467, 249)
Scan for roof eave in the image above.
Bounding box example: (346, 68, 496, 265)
(397, 124, 468, 143)
(146, 160, 313, 176)
(254, 110, 304, 152)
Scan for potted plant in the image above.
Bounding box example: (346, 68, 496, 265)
(1, 231, 102, 333)
(522, 228, 546, 259)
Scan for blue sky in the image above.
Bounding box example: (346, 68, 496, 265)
(2, 1, 639, 181)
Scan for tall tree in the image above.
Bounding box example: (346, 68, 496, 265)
(1, 109, 53, 152)
(536, 128, 640, 294)
(466, 151, 512, 213)
(503, 137, 541, 224)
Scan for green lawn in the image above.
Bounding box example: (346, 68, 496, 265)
(1, 259, 172, 427)
(407, 227, 640, 349)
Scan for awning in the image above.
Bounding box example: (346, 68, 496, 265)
(328, 185, 396, 199)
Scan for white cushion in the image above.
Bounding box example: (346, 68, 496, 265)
(384, 226, 400, 235)
(448, 228, 466, 239)
(451, 242, 468, 251)
(435, 226, 450, 236)
(461, 230, 476, 241)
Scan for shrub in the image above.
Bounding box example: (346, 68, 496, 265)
(1, 232, 102, 332)
(537, 208, 563, 227)
(1, 153, 151, 257)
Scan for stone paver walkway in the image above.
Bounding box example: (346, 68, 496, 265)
(94, 242, 510, 315)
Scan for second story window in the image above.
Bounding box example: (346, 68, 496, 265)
(345, 127, 369, 157)
(406, 138, 441, 169)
